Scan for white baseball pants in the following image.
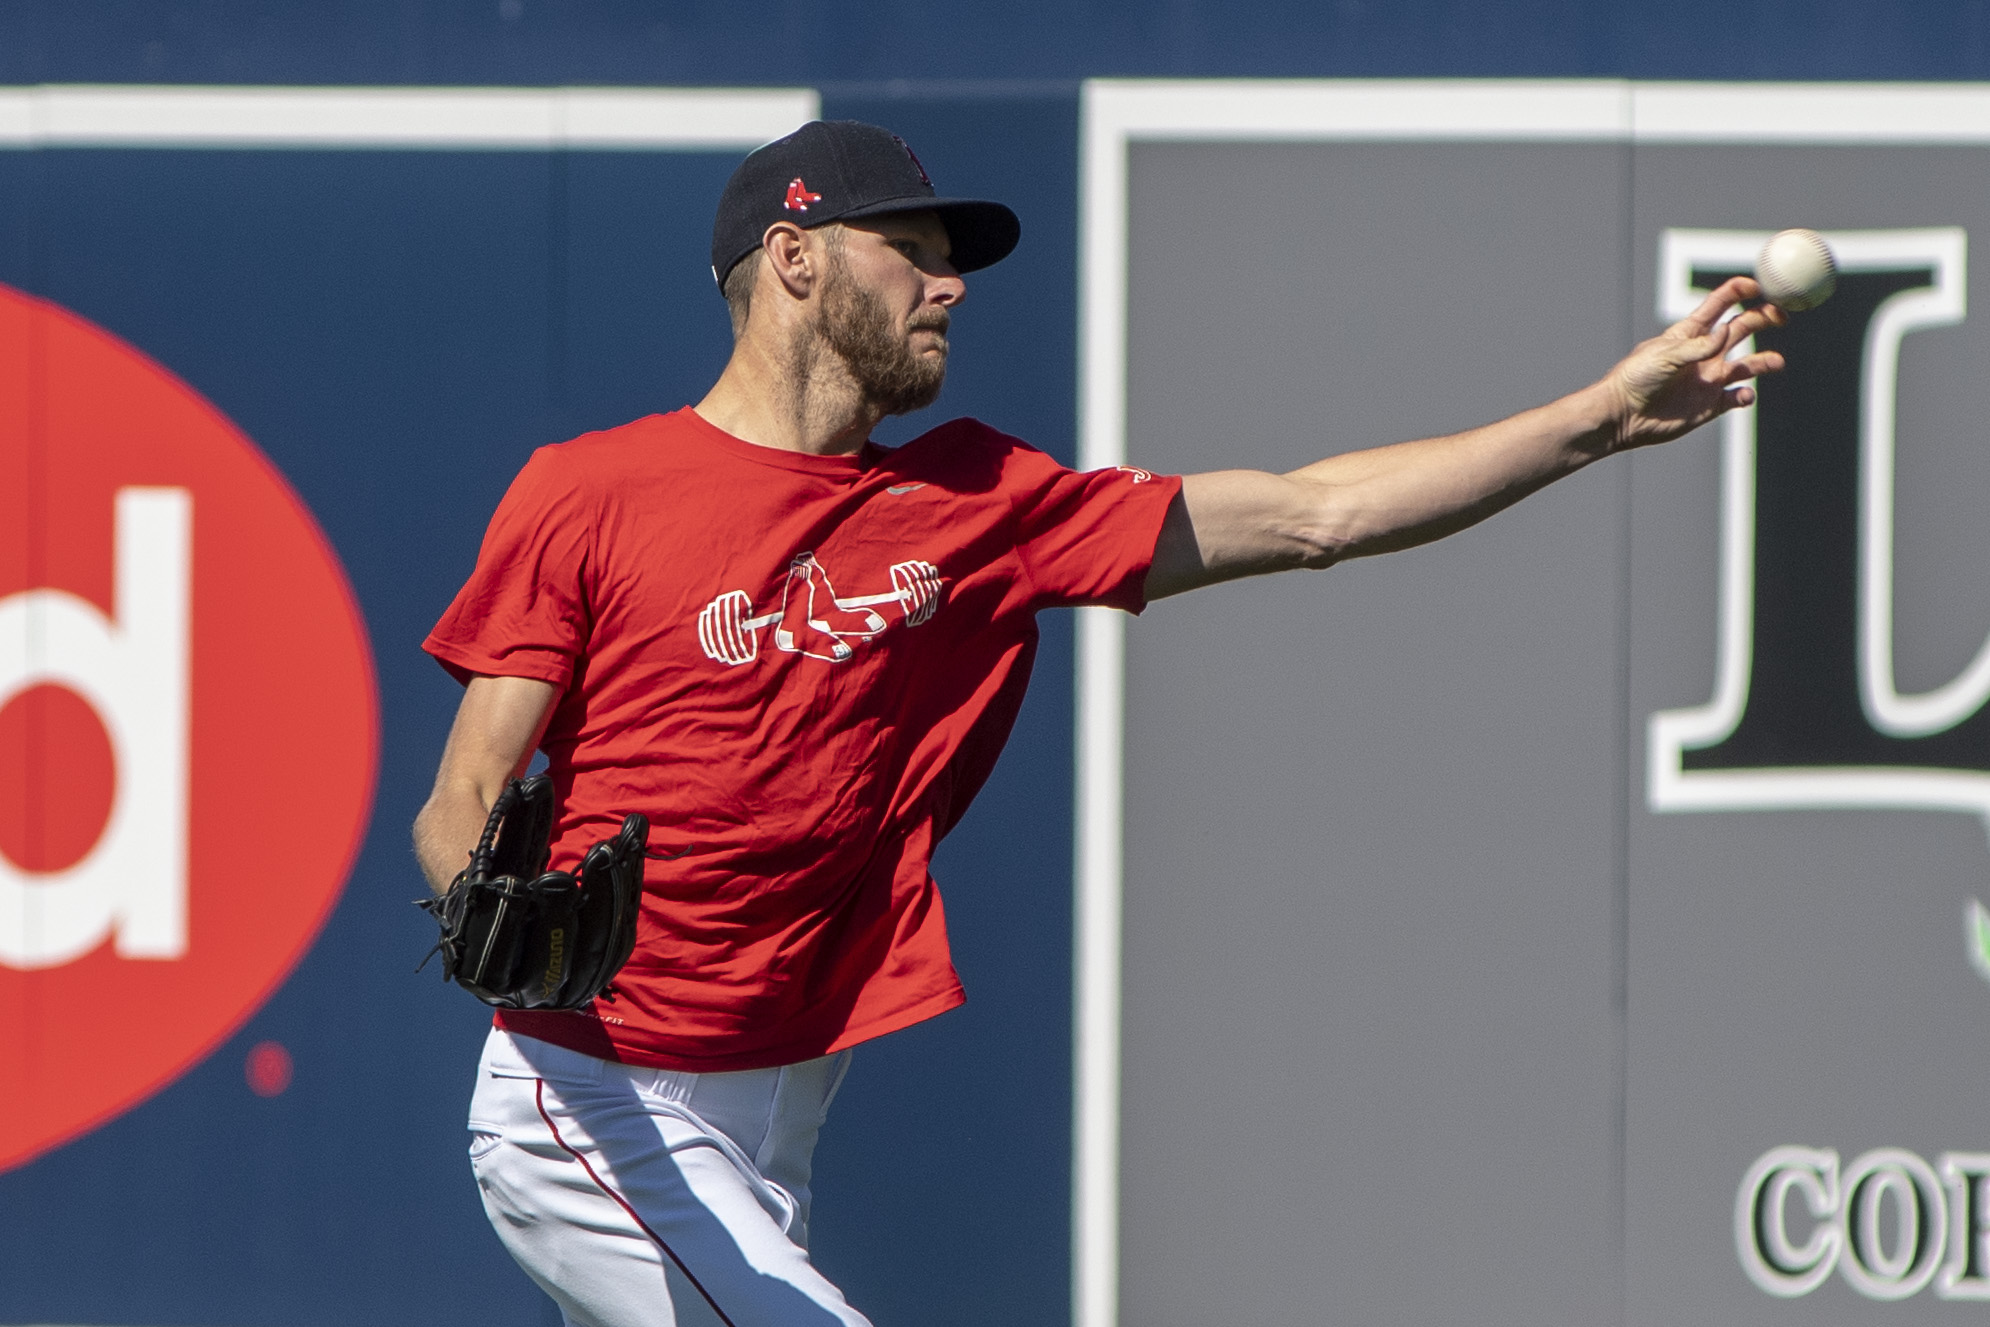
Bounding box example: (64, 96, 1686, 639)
(467, 1027, 869, 1327)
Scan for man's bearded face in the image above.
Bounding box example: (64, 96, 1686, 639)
(815, 243, 949, 416)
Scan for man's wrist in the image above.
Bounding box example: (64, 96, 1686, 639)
(1567, 378, 1630, 460)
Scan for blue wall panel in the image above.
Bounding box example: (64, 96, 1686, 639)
(5, 1, 1990, 83)
(0, 94, 1081, 1327)
(0, 146, 607, 1327)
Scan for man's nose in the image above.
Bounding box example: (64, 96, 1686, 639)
(929, 271, 966, 307)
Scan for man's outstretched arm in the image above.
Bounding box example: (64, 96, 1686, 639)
(412, 674, 560, 893)
(1144, 276, 1786, 600)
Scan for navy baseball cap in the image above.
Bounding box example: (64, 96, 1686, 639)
(710, 120, 1021, 289)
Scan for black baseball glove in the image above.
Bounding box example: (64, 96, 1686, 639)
(417, 773, 648, 1010)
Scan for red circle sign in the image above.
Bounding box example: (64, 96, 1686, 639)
(0, 283, 377, 1171)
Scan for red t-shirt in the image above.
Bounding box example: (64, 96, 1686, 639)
(425, 407, 1181, 1072)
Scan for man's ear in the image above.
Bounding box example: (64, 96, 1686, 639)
(762, 222, 817, 300)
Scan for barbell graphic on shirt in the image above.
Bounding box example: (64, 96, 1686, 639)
(698, 553, 946, 666)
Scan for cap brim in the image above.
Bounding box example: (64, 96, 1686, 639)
(836, 195, 1021, 273)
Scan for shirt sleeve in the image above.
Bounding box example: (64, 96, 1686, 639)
(1008, 450, 1183, 614)
(424, 445, 595, 689)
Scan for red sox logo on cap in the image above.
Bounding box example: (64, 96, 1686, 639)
(784, 178, 822, 212)
(0, 284, 376, 1173)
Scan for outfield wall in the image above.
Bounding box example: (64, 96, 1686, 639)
(1092, 81, 1990, 1327)
(5, 53, 1990, 1327)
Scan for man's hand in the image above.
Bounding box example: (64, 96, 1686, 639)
(1142, 275, 1791, 601)
(1602, 275, 1786, 452)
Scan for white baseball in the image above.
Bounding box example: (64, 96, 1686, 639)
(1754, 228, 1837, 312)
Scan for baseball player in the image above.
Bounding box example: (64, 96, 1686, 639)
(414, 120, 1785, 1326)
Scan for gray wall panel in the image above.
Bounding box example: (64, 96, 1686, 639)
(1624, 144, 1990, 1327)
(1120, 142, 1630, 1326)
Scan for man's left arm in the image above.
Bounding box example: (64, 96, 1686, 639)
(1145, 276, 1785, 600)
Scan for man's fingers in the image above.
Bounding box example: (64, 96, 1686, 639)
(1673, 276, 1763, 338)
(1711, 314, 1758, 359)
(1707, 381, 1762, 418)
(1718, 349, 1786, 383)
(1680, 303, 1786, 365)
(1670, 331, 1722, 365)
(1723, 303, 1786, 343)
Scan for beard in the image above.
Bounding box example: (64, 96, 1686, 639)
(813, 256, 949, 416)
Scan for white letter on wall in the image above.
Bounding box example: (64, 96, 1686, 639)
(0, 488, 190, 968)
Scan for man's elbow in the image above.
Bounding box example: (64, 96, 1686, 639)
(1283, 481, 1360, 569)
(411, 798, 456, 886)
(1287, 520, 1353, 569)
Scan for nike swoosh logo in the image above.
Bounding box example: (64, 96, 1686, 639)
(886, 483, 928, 496)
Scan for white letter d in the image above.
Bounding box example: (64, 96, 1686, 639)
(0, 488, 190, 969)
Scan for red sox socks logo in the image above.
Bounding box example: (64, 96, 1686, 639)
(697, 552, 945, 666)
(784, 178, 822, 212)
